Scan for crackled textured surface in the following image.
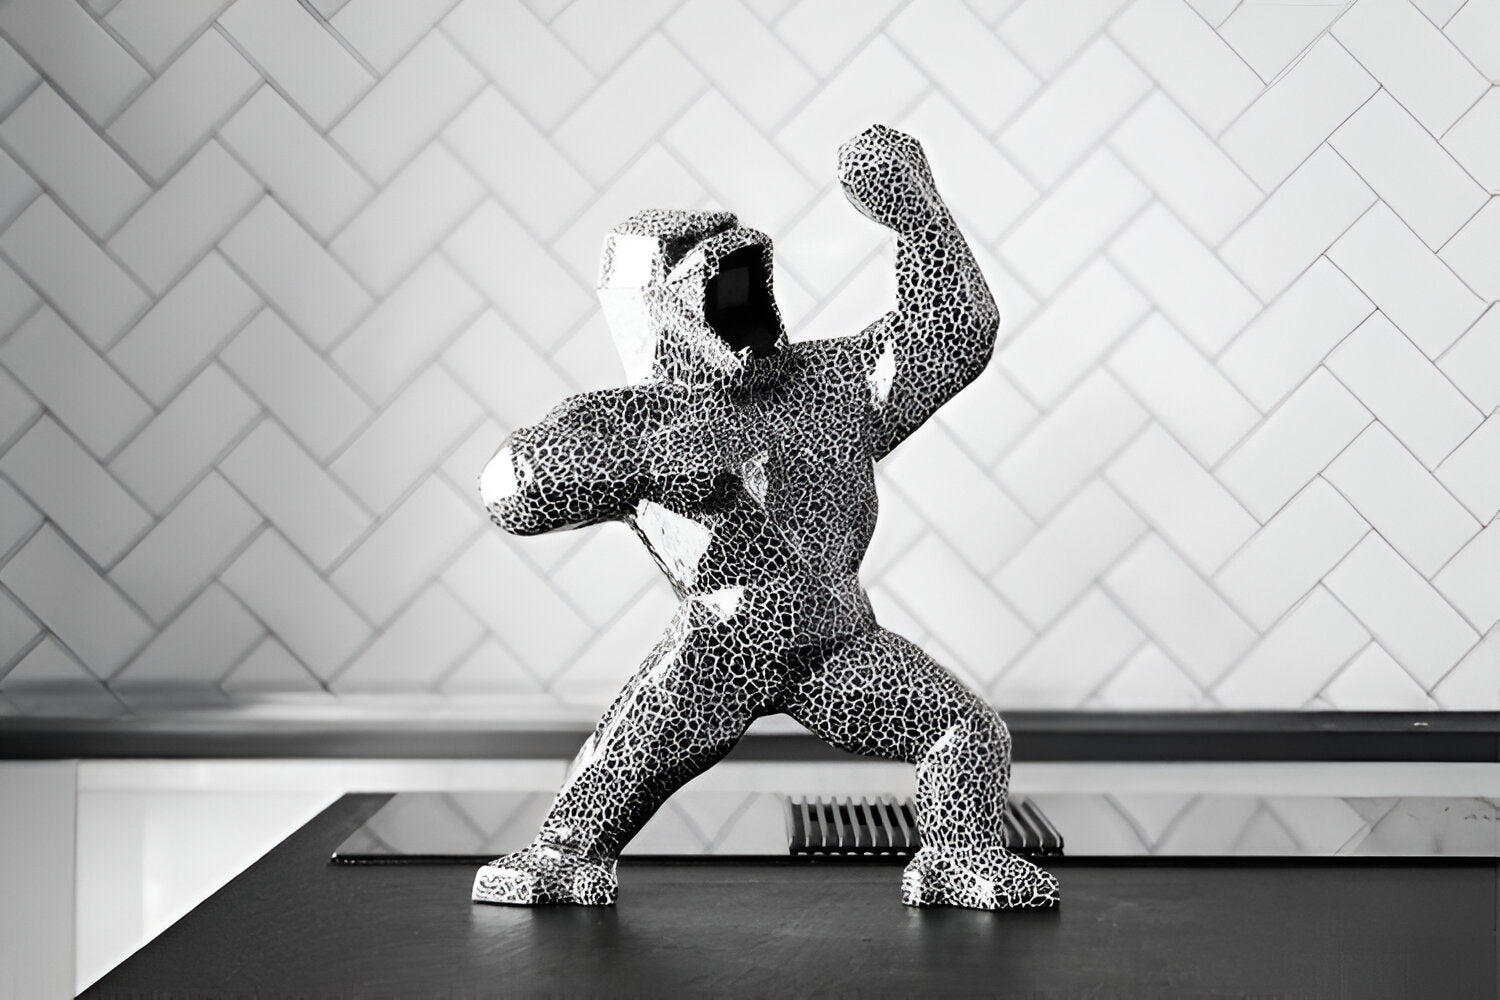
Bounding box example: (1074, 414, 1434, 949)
(473, 126, 1058, 912)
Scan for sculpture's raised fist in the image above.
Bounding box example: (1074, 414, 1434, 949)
(837, 124, 942, 235)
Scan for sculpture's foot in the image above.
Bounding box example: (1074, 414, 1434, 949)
(901, 845, 1060, 911)
(471, 844, 618, 906)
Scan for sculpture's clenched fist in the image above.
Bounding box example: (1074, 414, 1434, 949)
(837, 124, 944, 235)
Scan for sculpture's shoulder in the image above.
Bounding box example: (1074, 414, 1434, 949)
(538, 385, 661, 433)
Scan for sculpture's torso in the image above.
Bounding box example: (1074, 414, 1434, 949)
(620, 338, 879, 649)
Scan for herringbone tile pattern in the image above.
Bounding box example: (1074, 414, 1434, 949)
(0, 0, 1495, 717)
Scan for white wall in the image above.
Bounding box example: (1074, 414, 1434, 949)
(0, 0, 1494, 716)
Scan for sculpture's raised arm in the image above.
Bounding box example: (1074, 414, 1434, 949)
(836, 125, 1000, 461)
(479, 389, 645, 535)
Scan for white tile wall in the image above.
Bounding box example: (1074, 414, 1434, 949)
(0, 0, 1495, 716)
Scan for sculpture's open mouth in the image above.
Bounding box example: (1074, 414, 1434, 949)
(704, 244, 782, 357)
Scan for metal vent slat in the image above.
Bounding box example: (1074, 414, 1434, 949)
(786, 795, 1063, 859)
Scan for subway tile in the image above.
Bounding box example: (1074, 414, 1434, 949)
(443, 199, 593, 350)
(885, 535, 1033, 676)
(1445, 0, 1500, 79)
(0, 476, 41, 562)
(1108, 314, 1258, 465)
(221, 309, 370, 462)
(549, 523, 658, 628)
(1326, 312, 1482, 468)
(330, 31, 483, 184)
(108, 364, 259, 515)
(0, 147, 39, 237)
(1102, 534, 1256, 687)
(1090, 642, 1204, 710)
(218, 0, 373, 129)
(444, 87, 594, 239)
(0, 35, 40, 119)
(0, 369, 37, 464)
(1217, 1, 1341, 80)
(103, 0, 228, 72)
(439, 416, 503, 499)
(1213, 588, 1368, 709)
(330, 144, 484, 295)
(551, 0, 678, 77)
(332, 256, 483, 404)
(218, 85, 374, 241)
(993, 589, 1143, 708)
(108, 139, 262, 295)
(106, 28, 259, 182)
(1324, 424, 1479, 577)
(997, 369, 1148, 519)
(1108, 205, 1260, 355)
(0, 584, 41, 669)
(110, 472, 261, 623)
(1324, 534, 1477, 688)
(883, 425, 1033, 577)
(0, 416, 152, 567)
(665, 0, 814, 131)
(1433, 523, 1500, 632)
(114, 584, 262, 687)
(1110, 91, 1262, 246)
(1106, 424, 1258, 574)
(551, 36, 704, 186)
(220, 636, 325, 694)
(992, 480, 1145, 630)
(896, 93, 1037, 245)
(550, 584, 675, 698)
(0, 0, 148, 124)
(219, 197, 373, 349)
(107, 252, 261, 406)
(1109, 0, 1260, 134)
(0, 306, 151, 458)
(1000, 148, 1150, 296)
(0, 526, 152, 678)
(1430, 629, 1498, 711)
(219, 420, 371, 570)
(0, 83, 149, 237)
(777, 187, 888, 299)
(443, 532, 590, 680)
(1214, 479, 1369, 631)
(663, 90, 820, 237)
(1436, 413, 1500, 523)
(1219, 147, 1375, 302)
(1321, 642, 1437, 712)
(1438, 307, 1500, 413)
(220, 530, 370, 679)
(331, 584, 483, 691)
(330, 367, 482, 513)
(1438, 198, 1500, 301)
(550, 144, 707, 288)
(776, 36, 928, 181)
(891, 0, 1039, 133)
(330, 476, 480, 623)
(1332, 0, 1487, 134)
(330, 0, 456, 73)
(1327, 203, 1485, 358)
(1441, 88, 1500, 191)
(1218, 368, 1371, 523)
(437, 635, 542, 695)
(441, 0, 595, 130)
(772, 0, 900, 77)
(0, 196, 149, 349)
(998, 0, 1129, 77)
(1000, 36, 1149, 187)
(1220, 36, 1377, 190)
(0, 639, 123, 715)
(935, 361, 1038, 467)
(1330, 90, 1488, 249)
(1218, 258, 1374, 411)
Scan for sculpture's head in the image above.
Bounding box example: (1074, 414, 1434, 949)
(597, 209, 789, 385)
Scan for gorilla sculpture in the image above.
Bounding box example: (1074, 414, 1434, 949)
(473, 125, 1060, 911)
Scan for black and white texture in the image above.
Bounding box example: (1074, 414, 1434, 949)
(472, 126, 1058, 912)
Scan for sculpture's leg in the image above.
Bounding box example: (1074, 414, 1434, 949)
(473, 607, 767, 905)
(783, 628, 1059, 910)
